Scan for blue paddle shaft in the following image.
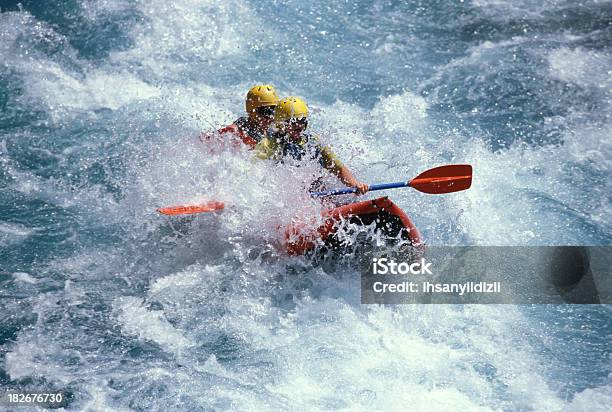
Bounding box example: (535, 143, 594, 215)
(311, 181, 410, 197)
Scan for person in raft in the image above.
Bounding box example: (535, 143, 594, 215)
(255, 96, 369, 194)
(200, 84, 279, 148)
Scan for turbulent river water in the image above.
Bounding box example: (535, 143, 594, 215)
(1, 0, 611, 410)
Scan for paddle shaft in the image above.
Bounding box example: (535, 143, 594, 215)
(311, 181, 409, 197)
(158, 165, 472, 214)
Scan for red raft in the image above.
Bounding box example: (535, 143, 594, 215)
(284, 197, 422, 255)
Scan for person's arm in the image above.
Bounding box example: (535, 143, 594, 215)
(320, 145, 369, 194)
(336, 164, 369, 194)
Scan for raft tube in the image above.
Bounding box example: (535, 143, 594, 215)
(285, 197, 422, 255)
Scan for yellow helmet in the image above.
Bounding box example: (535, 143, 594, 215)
(274, 97, 309, 123)
(245, 85, 279, 114)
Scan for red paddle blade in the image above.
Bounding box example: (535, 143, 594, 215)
(409, 164, 472, 194)
(157, 201, 225, 215)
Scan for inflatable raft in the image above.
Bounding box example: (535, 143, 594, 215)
(284, 197, 422, 255)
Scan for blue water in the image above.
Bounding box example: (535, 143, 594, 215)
(1, 0, 611, 410)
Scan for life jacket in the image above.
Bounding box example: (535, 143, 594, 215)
(200, 117, 265, 148)
(259, 132, 344, 173)
(276, 133, 322, 164)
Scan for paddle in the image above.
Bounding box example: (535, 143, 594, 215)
(311, 164, 472, 197)
(156, 164, 472, 215)
(157, 200, 225, 216)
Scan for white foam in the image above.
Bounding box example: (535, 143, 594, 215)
(0, 222, 33, 237)
(0, 222, 35, 247)
(12, 272, 38, 284)
(548, 47, 612, 89)
(5, 342, 51, 380)
(471, 0, 554, 19)
(114, 296, 195, 353)
(5, 294, 77, 384)
(80, 381, 134, 412)
(565, 383, 612, 412)
(315, 100, 387, 173)
(27, 66, 161, 111)
(0, 12, 161, 124)
(220, 292, 565, 410)
(150, 265, 205, 293)
(371, 90, 428, 133)
(109, 0, 256, 78)
(80, 0, 134, 21)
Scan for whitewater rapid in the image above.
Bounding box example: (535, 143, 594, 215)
(1, 0, 610, 410)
